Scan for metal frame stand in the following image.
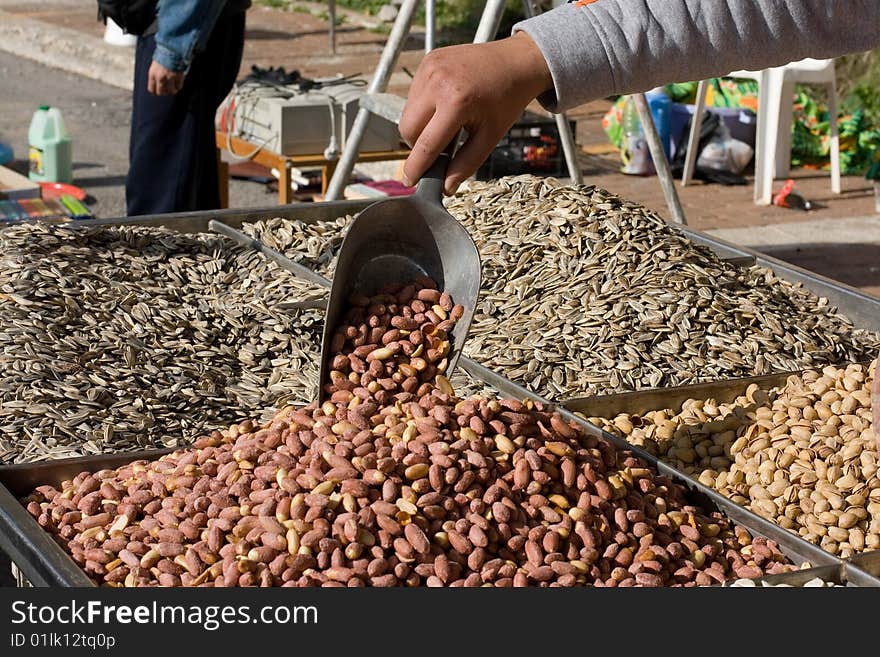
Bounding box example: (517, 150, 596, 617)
(324, 0, 421, 201)
(328, 0, 336, 53)
(681, 79, 709, 187)
(632, 93, 688, 225)
(325, 0, 583, 201)
(330, 0, 435, 54)
(425, 0, 436, 52)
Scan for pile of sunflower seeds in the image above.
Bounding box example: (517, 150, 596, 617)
(0, 222, 489, 464)
(241, 175, 880, 398)
(0, 223, 331, 464)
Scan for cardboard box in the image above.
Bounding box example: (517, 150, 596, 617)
(0, 165, 39, 200)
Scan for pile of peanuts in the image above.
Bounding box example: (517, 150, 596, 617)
(588, 363, 880, 558)
(23, 281, 797, 587)
(323, 282, 464, 405)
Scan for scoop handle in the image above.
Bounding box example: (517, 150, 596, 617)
(415, 137, 459, 201)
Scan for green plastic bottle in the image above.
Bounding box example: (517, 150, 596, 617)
(28, 105, 73, 183)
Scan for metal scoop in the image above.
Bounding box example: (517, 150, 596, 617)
(317, 144, 481, 403)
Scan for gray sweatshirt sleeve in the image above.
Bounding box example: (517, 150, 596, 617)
(513, 0, 880, 113)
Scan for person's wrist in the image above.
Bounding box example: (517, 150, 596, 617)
(508, 32, 553, 99)
(152, 43, 187, 73)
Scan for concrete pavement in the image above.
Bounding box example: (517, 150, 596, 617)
(706, 216, 880, 296)
(0, 50, 279, 218)
(0, 1, 135, 90)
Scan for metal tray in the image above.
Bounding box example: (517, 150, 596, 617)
(562, 369, 805, 419)
(4, 199, 878, 585)
(561, 367, 880, 567)
(192, 224, 846, 574)
(0, 449, 173, 587)
(68, 199, 370, 233)
(0, 430, 832, 587)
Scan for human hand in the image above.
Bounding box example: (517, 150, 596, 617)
(147, 60, 185, 96)
(399, 32, 553, 195)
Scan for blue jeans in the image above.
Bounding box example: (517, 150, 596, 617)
(126, 12, 244, 216)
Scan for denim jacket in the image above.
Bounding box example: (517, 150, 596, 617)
(153, 0, 248, 72)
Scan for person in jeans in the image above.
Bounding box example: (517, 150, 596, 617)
(126, 0, 251, 216)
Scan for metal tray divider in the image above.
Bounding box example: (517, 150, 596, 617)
(713, 562, 845, 588)
(561, 366, 873, 417)
(206, 222, 840, 570)
(0, 479, 94, 586)
(842, 562, 880, 587)
(561, 370, 808, 418)
(69, 199, 373, 234)
(712, 560, 879, 587)
(845, 550, 880, 582)
(209, 219, 332, 289)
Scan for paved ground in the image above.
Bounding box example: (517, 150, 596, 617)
(1, 50, 132, 218)
(0, 54, 282, 217)
(0, 1, 425, 93)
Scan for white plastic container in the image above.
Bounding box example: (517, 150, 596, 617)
(104, 18, 138, 47)
(28, 105, 73, 184)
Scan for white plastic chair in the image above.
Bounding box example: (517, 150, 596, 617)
(682, 58, 840, 205)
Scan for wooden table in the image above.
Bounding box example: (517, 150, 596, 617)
(216, 131, 411, 206)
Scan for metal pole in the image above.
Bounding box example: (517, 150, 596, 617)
(554, 114, 583, 184)
(425, 0, 435, 52)
(473, 0, 506, 43)
(632, 92, 688, 225)
(328, 0, 336, 54)
(681, 79, 708, 186)
(325, 0, 420, 200)
(361, 0, 419, 96)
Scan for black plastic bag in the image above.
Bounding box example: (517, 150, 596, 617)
(670, 110, 748, 186)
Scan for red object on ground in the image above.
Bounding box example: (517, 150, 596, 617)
(39, 181, 86, 201)
(772, 179, 813, 211)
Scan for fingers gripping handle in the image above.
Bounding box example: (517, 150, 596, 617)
(415, 137, 459, 200)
